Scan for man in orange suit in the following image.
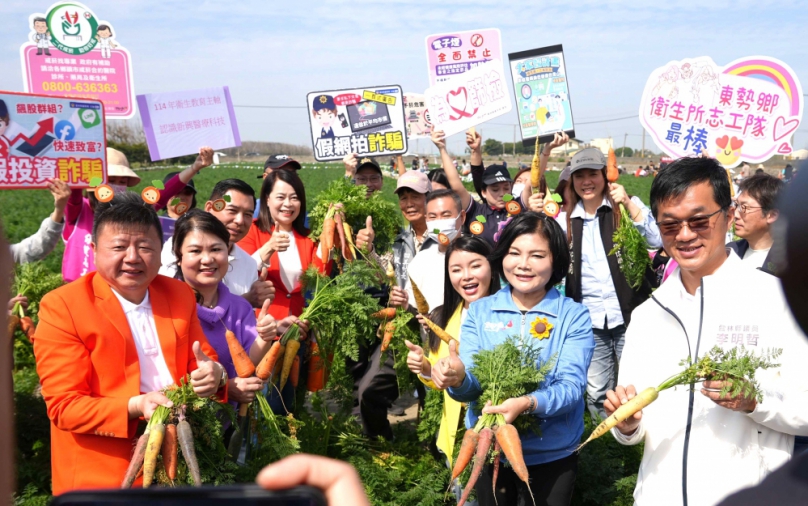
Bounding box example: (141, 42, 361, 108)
(34, 192, 228, 495)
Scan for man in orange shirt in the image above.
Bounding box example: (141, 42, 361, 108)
(34, 192, 227, 495)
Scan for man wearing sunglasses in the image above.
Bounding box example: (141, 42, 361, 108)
(604, 156, 808, 506)
(728, 173, 784, 276)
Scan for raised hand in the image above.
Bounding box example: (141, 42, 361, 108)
(404, 339, 430, 377)
(194, 146, 215, 171)
(355, 216, 374, 252)
(190, 341, 223, 398)
(431, 129, 447, 151)
(432, 340, 465, 390)
(604, 384, 642, 435)
(256, 299, 277, 341)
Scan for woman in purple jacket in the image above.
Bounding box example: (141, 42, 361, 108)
(172, 209, 278, 412)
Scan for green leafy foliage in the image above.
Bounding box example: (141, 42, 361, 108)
(417, 388, 444, 444)
(308, 178, 402, 253)
(386, 309, 419, 395)
(609, 204, 652, 290)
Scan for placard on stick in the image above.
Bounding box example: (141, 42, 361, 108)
(508, 44, 576, 147)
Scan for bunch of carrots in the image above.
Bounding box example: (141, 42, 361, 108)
(7, 300, 35, 344)
(122, 380, 202, 488)
(577, 345, 782, 451)
(320, 204, 358, 264)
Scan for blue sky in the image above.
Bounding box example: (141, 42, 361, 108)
(1, 0, 807, 155)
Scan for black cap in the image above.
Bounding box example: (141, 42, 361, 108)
(163, 171, 196, 193)
(261, 154, 302, 175)
(482, 165, 511, 186)
(356, 157, 382, 175)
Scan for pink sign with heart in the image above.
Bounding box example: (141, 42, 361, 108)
(639, 56, 803, 168)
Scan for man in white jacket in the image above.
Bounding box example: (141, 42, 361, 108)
(606, 156, 808, 506)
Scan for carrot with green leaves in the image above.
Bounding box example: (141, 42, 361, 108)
(380, 322, 396, 352)
(451, 428, 479, 481)
(458, 427, 493, 506)
(422, 315, 458, 346)
(142, 418, 166, 487)
(371, 307, 397, 320)
(410, 277, 429, 315)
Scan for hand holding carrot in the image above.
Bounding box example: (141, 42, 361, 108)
(604, 384, 643, 435)
(190, 341, 223, 398)
(256, 299, 277, 342)
(388, 286, 409, 309)
(228, 376, 265, 404)
(432, 340, 465, 390)
(482, 397, 533, 424)
(404, 340, 430, 377)
(527, 191, 545, 213)
(128, 391, 173, 420)
(700, 379, 757, 413)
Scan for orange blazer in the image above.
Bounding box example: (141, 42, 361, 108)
(238, 222, 330, 321)
(34, 272, 222, 495)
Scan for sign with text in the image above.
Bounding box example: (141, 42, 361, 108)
(0, 90, 106, 189)
(403, 92, 432, 139)
(306, 85, 408, 161)
(425, 28, 502, 87)
(640, 56, 803, 167)
(508, 44, 576, 146)
(20, 2, 136, 119)
(424, 59, 512, 137)
(137, 86, 241, 161)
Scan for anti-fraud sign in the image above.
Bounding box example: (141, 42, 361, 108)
(509, 45, 576, 146)
(0, 90, 106, 190)
(424, 59, 512, 138)
(640, 56, 803, 168)
(425, 28, 502, 87)
(306, 85, 408, 162)
(20, 2, 137, 119)
(137, 86, 241, 161)
(403, 93, 432, 139)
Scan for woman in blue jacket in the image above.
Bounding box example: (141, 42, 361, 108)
(436, 212, 595, 506)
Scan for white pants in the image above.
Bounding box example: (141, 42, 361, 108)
(100, 46, 111, 58)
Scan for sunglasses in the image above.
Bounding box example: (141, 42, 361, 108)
(657, 208, 727, 236)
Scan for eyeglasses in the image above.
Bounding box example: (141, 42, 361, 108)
(355, 176, 383, 185)
(657, 208, 727, 236)
(733, 201, 763, 215)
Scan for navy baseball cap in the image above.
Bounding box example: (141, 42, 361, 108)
(357, 157, 382, 175)
(482, 165, 512, 185)
(261, 154, 302, 175)
(312, 94, 336, 111)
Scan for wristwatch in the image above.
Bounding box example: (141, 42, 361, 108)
(217, 364, 228, 388)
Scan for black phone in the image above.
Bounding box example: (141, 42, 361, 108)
(338, 113, 348, 129)
(50, 485, 326, 506)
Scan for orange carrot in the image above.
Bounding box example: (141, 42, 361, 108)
(451, 428, 479, 481)
(306, 341, 326, 392)
(20, 316, 35, 342)
(606, 147, 619, 182)
(495, 424, 532, 500)
(271, 344, 285, 385)
(371, 307, 397, 320)
(121, 432, 149, 488)
(161, 423, 178, 481)
(256, 340, 283, 381)
(321, 216, 336, 263)
(459, 427, 493, 506)
(280, 339, 301, 389)
(290, 356, 300, 388)
(381, 322, 395, 352)
(492, 439, 501, 504)
(225, 329, 255, 378)
(422, 316, 457, 346)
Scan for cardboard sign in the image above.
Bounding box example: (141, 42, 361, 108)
(20, 2, 136, 119)
(508, 45, 576, 147)
(137, 86, 241, 161)
(424, 59, 512, 137)
(403, 93, 432, 139)
(306, 85, 408, 161)
(425, 28, 502, 86)
(640, 56, 803, 167)
(0, 90, 106, 189)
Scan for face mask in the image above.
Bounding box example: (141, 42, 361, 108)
(426, 216, 461, 244)
(512, 183, 526, 199)
(109, 183, 128, 194)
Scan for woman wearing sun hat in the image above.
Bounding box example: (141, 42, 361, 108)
(61, 146, 213, 282)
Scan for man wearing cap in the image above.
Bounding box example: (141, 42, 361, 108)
(343, 154, 385, 200)
(61, 147, 213, 283)
(253, 154, 305, 222)
(389, 170, 435, 289)
(312, 95, 338, 139)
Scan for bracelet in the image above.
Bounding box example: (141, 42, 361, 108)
(522, 395, 536, 415)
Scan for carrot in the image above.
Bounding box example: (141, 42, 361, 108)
(321, 216, 336, 263)
(530, 134, 541, 190)
(492, 439, 501, 505)
(334, 212, 349, 261)
(271, 344, 285, 386)
(290, 355, 300, 388)
(451, 428, 479, 481)
(161, 423, 178, 481)
(20, 316, 35, 341)
(7, 314, 20, 343)
(459, 427, 493, 506)
(177, 418, 201, 486)
(256, 340, 283, 381)
(410, 277, 429, 315)
(381, 322, 395, 352)
(342, 222, 356, 262)
(495, 424, 531, 501)
(142, 422, 165, 487)
(371, 307, 397, 320)
(606, 147, 619, 182)
(422, 316, 457, 346)
(225, 329, 255, 378)
(280, 339, 301, 389)
(306, 341, 326, 392)
(386, 261, 396, 287)
(577, 386, 658, 451)
(121, 431, 149, 488)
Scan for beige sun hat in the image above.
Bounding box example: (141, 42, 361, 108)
(106, 147, 141, 186)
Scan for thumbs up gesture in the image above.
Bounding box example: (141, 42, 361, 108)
(268, 228, 291, 254)
(190, 340, 224, 398)
(432, 340, 466, 390)
(355, 216, 375, 252)
(246, 268, 276, 309)
(404, 339, 430, 377)
(256, 299, 278, 342)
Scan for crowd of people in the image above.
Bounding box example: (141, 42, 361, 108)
(3, 123, 806, 506)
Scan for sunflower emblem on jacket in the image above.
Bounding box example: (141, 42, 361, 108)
(530, 316, 553, 340)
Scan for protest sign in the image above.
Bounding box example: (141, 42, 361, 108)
(20, 2, 136, 119)
(0, 90, 106, 190)
(137, 86, 241, 161)
(159, 216, 176, 244)
(508, 45, 576, 147)
(403, 93, 432, 139)
(425, 28, 502, 87)
(306, 85, 408, 161)
(640, 56, 803, 168)
(424, 59, 512, 138)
